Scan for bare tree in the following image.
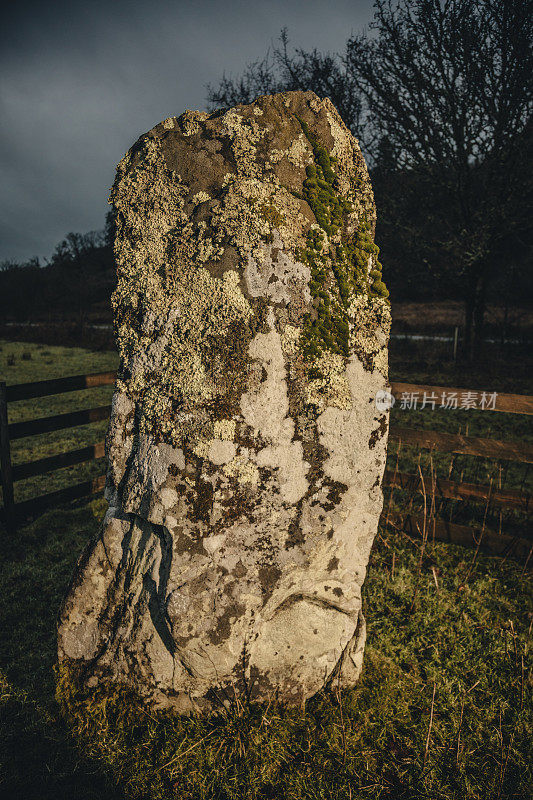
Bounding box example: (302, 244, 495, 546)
(345, 0, 533, 356)
(50, 230, 106, 265)
(207, 1, 533, 357)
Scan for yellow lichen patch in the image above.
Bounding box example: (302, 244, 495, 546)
(348, 294, 391, 377)
(193, 439, 211, 458)
(191, 190, 212, 205)
(214, 419, 236, 440)
(209, 165, 305, 263)
(110, 137, 189, 288)
(130, 267, 254, 446)
(221, 109, 267, 178)
(223, 453, 260, 487)
(304, 351, 352, 412)
(373, 346, 389, 378)
(210, 180, 272, 258)
(222, 172, 236, 188)
(280, 325, 301, 357)
(286, 134, 312, 167)
(221, 270, 251, 318)
(110, 129, 257, 448)
(267, 148, 285, 164)
(324, 107, 360, 201)
(266, 135, 311, 169)
(178, 110, 208, 136)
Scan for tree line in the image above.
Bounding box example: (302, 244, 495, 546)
(0, 213, 116, 324)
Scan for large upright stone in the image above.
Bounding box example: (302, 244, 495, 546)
(57, 91, 391, 713)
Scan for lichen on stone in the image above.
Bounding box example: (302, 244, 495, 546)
(304, 350, 352, 412)
(223, 452, 260, 487)
(213, 419, 236, 440)
(57, 91, 391, 716)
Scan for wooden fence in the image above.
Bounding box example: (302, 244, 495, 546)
(0, 371, 531, 558)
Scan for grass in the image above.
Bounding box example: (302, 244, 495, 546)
(0, 499, 531, 799)
(0, 338, 532, 798)
(0, 499, 125, 799)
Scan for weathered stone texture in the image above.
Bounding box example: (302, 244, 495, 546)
(57, 90, 391, 713)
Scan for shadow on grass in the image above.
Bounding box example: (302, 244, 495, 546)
(0, 500, 123, 799)
(0, 674, 125, 800)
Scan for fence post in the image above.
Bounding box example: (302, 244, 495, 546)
(453, 327, 459, 361)
(0, 382, 16, 533)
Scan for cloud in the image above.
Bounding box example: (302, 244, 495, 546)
(0, 0, 373, 262)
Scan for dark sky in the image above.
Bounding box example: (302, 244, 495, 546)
(1, 0, 375, 264)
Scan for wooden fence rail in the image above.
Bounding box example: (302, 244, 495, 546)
(8, 405, 111, 440)
(383, 469, 530, 512)
(0, 373, 531, 557)
(389, 425, 533, 463)
(4, 371, 116, 402)
(391, 382, 533, 415)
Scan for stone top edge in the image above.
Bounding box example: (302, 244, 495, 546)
(135, 90, 350, 148)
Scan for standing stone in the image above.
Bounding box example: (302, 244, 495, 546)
(57, 91, 391, 713)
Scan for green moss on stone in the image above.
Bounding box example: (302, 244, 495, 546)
(295, 116, 389, 362)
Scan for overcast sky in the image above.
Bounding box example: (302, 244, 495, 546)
(1, 0, 375, 264)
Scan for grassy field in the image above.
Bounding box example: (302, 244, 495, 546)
(0, 338, 532, 799)
(1, 500, 531, 799)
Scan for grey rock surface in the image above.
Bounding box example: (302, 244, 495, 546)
(57, 90, 391, 713)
